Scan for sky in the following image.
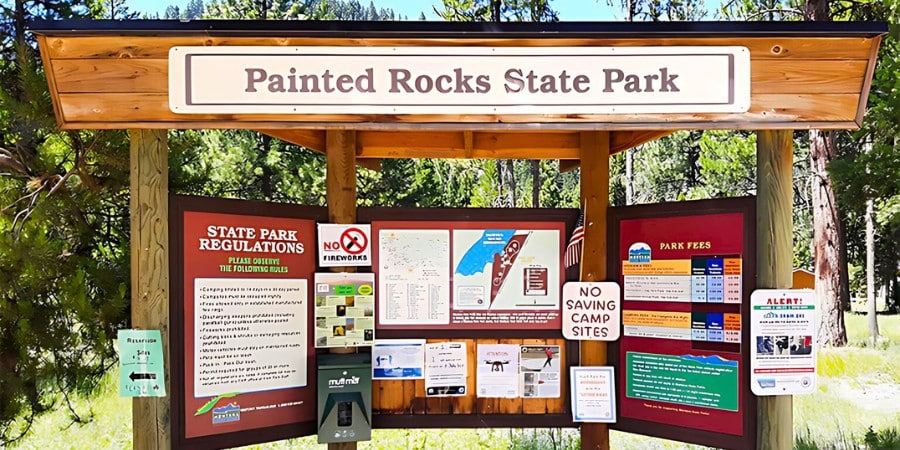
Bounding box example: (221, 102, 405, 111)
(129, 0, 647, 21)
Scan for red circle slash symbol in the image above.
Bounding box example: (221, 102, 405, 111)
(340, 228, 368, 255)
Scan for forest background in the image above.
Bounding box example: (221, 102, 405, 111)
(0, 0, 897, 447)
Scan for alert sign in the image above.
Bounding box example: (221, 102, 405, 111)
(562, 282, 621, 341)
(317, 224, 371, 267)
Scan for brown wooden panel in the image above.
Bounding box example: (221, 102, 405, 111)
(43, 36, 875, 60)
(752, 59, 867, 94)
(54, 58, 167, 93)
(46, 57, 867, 97)
(37, 36, 65, 126)
(57, 92, 861, 130)
(357, 131, 580, 160)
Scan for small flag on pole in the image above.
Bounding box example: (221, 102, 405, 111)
(565, 209, 585, 269)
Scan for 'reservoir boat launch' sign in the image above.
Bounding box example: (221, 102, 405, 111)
(169, 46, 750, 115)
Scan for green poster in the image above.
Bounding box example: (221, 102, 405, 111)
(626, 352, 738, 412)
(118, 329, 166, 397)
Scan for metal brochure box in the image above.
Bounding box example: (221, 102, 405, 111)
(317, 353, 372, 443)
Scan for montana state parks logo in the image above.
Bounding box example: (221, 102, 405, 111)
(628, 242, 652, 263)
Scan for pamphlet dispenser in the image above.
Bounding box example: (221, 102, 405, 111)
(316, 353, 372, 443)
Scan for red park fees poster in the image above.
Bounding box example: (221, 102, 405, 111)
(371, 220, 565, 330)
(182, 211, 317, 438)
(618, 212, 746, 436)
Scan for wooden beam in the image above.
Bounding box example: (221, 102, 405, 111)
(325, 130, 359, 450)
(259, 129, 325, 152)
(129, 129, 170, 450)
(357, 131, 581, 159)
(43, 36, 876, 61)
(54, 92, 863, 130)
(756, 129, 793, 450)
(856, 35, 883, 126)
(579, 131, 610, 450)
(562, 129, 674, 172)
(609, 130, 674, 155)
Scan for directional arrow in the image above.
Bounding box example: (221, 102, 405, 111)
(130, 372, 157, 381)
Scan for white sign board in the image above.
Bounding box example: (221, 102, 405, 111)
(169, 46, 750, 115)
(750, 289, 817, 396)
(562, 282, 621, 341)
(317, 224, 371, 267)
(570, 366, 616, 423)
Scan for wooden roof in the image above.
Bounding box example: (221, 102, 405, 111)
(29, 20, 885, 160)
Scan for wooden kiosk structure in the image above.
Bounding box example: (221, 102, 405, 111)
(30, 19, 885, 450)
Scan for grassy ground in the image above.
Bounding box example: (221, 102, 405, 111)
(10, 315, 899, 449)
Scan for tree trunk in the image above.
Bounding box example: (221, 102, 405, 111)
(531, 160, 540, 207)
(625, 150, 634, 205)
(810, 129, 848, 346)
(506, 159, 516, 207)
(864, 139, 879, 341)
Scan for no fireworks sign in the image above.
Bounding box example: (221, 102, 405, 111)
(317, 224, 372, 267)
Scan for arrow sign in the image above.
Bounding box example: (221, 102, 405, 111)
(130, 372, 157, 381)
(118, 329, 166, 397)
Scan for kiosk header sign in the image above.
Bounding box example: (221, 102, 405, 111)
(169, 46, 750, 115)
(750, 289, 817, 396)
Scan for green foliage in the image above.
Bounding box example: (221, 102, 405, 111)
(865, 426, 900, 450)
(435, 0, 561, 22)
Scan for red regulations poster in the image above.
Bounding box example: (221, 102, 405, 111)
(610, 198, 755, 450)
(372, 220, 565, 331)
(171, 197, 321, 447)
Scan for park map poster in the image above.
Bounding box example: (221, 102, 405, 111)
(610, 198, 756, 450)
(171, 197, 321, 446)
(372, 220, 565, 331)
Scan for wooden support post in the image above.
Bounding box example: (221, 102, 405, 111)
(325, 130, 358, 450)
(579, 131, 610, 450)
(756, 130, 793, 450)
(129, 129, 171, 450)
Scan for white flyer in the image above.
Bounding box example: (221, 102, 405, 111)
(425, 342, 467, 397)
(372, 339, 426, 380)
(570, 366, 616, 423)
(750, 289, 817, 396)
(476, 344, 520, 398)
(519, 345, 561, 398)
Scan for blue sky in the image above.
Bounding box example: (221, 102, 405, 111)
(129, 0, 687, 21)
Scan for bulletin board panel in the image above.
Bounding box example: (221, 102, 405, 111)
(169, 195, 327, 450)
(359, 207, 582, 427)
(607, 197, 757, 450)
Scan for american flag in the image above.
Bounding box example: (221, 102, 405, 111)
(565, 209, 585, 269)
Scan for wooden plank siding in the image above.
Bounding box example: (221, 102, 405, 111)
(36, 35, 880, 131)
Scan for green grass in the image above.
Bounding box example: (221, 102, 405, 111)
(10, 314, 900, 449)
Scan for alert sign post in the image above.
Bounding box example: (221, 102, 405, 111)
(318, 224, 372, 267)
(562, 282, 621, 341)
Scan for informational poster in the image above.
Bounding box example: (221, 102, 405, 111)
(194, 278, 307, 397)
(425, 342, 468, 397)
(173, 201, 319, 443)
(313, 272, 375, 348)
(519, 345, 561, 398)
(612, 200, 753, 446)
(571, 367, 616, 423)
(372, 220, 565, 331)
(372, 339, 426, 380)
(378, 228, 451, 325)
(476, 344, 520, 398)
(452, 229, 560, 313)
(750, 289, 817, 396)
